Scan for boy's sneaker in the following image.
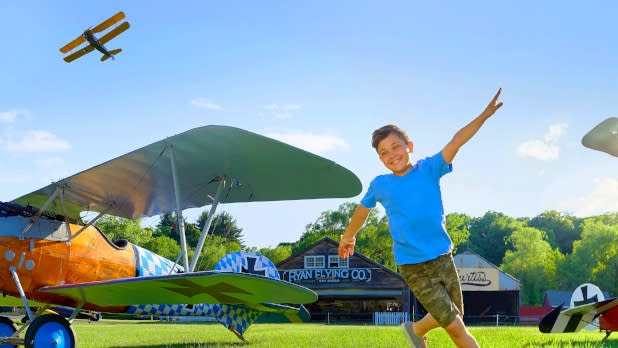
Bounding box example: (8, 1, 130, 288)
(400, 321, 426, 348)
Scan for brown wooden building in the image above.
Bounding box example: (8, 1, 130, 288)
(277, 237, 411, 323)
(277, 238, 520, 324)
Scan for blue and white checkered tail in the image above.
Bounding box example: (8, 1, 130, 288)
(213, 251, 280, 340)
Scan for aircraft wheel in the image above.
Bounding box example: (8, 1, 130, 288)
(0, 316, 17, 348)
(24, 314, 76, 348)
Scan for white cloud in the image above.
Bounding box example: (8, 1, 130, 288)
(0, 109, 30, 123)
(190, 98, 223, 111)
(518, 123, 568, 161)
(517, 140, 560, 160)
(260, 104, 303, 119)
(266, 131, 349, 155)
(559, 177, 618, 216)
(5, 130, 71, 152)
(544, 123, 568, 142)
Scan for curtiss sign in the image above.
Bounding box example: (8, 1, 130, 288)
(282, 268, 373, 283)
(458, 268, 499, 291)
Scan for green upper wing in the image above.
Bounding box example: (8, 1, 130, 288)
(12, 126, 362, 220)
(582, 117, 618, 157)
(40, 271, 318, 306)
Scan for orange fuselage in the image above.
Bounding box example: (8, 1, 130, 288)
(0, 222, 136, 312)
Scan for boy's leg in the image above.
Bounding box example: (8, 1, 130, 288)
(445, 315, 479, 348)
(411, 312, 439, 337)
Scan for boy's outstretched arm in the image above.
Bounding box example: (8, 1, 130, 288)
(442, 88, 503, 164)
(338, 205, 371, 259)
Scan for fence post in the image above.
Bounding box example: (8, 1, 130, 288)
(495, 314, 499, 327)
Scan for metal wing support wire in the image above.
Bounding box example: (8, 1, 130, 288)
(169, 145, 190, 271)
(189, 177, 226, 272)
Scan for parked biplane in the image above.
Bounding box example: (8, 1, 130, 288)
(0, 125, 362, 347)
(539, 117, 618, 342)
(59, 11, 130, 62)
(539, 283, 618, 342)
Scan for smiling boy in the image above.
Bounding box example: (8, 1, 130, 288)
(338, 89, 503, 348)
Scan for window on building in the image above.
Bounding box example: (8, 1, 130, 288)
(304, 255, 325, 269)
(328, 255, 349, 268)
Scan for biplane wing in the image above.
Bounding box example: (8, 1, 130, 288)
(59, 12, 126, 54)
(40, 271, 317, 307)
(582, 117, 618, 157)
(98, 21, 130, 46)
(11, 126, 362, 221)
(59, 36, 86, 54)
(63, 45, 95, 63)
(90, 11, 125, 34)
(539, 297, 618, 333)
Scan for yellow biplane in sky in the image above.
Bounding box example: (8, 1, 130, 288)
(59, 11, 130, 62)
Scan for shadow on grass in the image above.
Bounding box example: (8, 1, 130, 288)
(107, 344, 248, 348)
(521, 338, 618, 347)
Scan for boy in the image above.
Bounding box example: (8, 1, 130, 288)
(338, 89, 503, 348)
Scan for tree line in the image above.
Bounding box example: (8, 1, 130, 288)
(96, 203, 618, 306)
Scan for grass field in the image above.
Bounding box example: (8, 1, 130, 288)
(54, 320, 617, 347)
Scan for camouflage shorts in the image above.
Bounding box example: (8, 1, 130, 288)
(399, 253, 463, 328)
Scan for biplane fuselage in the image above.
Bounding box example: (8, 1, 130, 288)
(0, 216, 137, 312)
(82, 29, 113, 60)
(0, 125, 362, 346)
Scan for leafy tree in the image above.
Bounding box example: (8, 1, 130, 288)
(192, 235, 242, 272)
(529, 210, 579, 253)
(155, 212, 175, 238)
(468, 211, 522, 265)
(154, 212, 201, 249)
(446, 213, 472, 253)
(557, 216, 618, 294)
(144, 235, 181, 260)
(258, 244, 293, 265)
(197, 211, 244, 247)
(501, 226, 562, 305)
(96, 216, 152, 246)
(294, 202, 381, 254)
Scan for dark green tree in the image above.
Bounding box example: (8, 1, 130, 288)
(197, 211, 244, 247)
(529, 210, 579, 253)
(468, 211, 522, 265)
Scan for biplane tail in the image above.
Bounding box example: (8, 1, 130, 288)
(101, 48, 122, 61)
(539, 283, 618, 341)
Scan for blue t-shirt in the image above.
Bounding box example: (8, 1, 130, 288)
(361, 152, 453, 265)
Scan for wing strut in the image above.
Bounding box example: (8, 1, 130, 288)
(70, 208, 111, 241)
(169, 146, 190, 271)
(20, 186, 61, 239)
(189, 177, 226, 272)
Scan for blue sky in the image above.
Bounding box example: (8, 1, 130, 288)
(1, 2, 617, 248)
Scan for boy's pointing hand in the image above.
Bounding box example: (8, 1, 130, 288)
(481, 88, 504, 118)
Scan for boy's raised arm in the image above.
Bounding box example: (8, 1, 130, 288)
(442, 88, 503, 164)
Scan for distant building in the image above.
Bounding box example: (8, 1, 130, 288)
(277, 237, 409, 323)
(277, 238, 521, 324)
(454, 250, 520, 323)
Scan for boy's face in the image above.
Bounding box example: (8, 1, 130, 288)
(376, 133, 413, 176)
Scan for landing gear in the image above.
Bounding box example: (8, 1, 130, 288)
(0, 316, 17, 348)
(24, 314, 75, 348)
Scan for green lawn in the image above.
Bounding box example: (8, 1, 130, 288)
(66, 321, 617, 347)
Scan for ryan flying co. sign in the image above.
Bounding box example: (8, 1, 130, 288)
(282, 268, 373, 283)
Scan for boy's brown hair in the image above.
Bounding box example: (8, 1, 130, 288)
(371, 124, 410, 150)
